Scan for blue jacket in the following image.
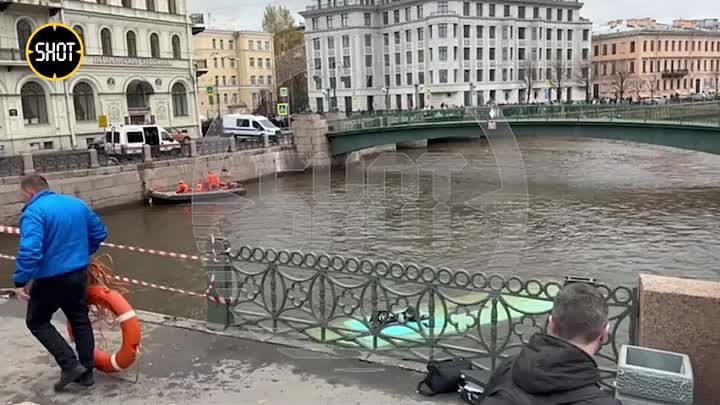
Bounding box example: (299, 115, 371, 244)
(13, 190, 107, 288)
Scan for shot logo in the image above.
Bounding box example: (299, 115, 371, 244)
(25, 23, 84, 81)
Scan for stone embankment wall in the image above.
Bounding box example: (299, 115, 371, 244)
(0, 146, 302, 225)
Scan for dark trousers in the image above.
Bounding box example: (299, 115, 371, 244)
(26, 268, 94, 373)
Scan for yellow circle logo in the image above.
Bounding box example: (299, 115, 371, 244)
(25, 23, 84, 81)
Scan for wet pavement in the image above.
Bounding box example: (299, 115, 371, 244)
(0, 296, 455, 405)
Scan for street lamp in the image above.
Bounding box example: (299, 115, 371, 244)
(414, 84, 424, 110)
(469, 82, 476, 108)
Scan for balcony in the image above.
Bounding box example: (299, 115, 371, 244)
(661, 69, 689, 79)
(190, 13, 205, 35)
(0, 48, 25, 67)
(194, 59, 208, 78)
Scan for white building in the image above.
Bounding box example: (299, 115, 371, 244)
(0, 0, 203, 154)
(300, 0, 593, 113)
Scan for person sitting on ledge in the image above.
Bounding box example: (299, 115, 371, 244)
(207, 171, 220, 190)
(176, 180, 189, 194)
(477, 283, 620, 405)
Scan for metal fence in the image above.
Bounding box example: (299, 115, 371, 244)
(0, 135, 295, 177)
(207, 244, 638, 389)
(332, 101, 720, 133)
(32, 150, 92, 173)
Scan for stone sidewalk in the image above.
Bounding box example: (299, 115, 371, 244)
(0, 296, 458, 405)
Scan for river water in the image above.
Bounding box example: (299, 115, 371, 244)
(2, 136, 720, 319)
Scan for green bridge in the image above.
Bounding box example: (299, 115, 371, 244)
(327, 102, 720, 156)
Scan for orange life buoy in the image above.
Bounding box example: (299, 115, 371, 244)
(67, 286, 141, 373)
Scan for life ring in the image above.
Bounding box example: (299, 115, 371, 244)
(67, 286, 141, 373)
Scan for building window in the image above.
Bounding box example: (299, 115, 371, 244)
(150, 33, 160, 58)
(341, 14, 348, 27)
(503, 5, 510, 17)
(477, 2, 483, 17)
(327, 37, 334, 49)
(266, 58, 271, 68)
(439, 46, 448, 61)
(417, 5, 423, 18)
(343, 35, 350, 48)
(383, 12, 389, 25)
(168, 0, 177, 13)
(101, 28, 113, 56)
(122, 0, 131, 7)
(630, 41, 635, 53)
(229, 40, 233, 49)
(439, 23, 448, 38)
(213, 57, 217, 68)
(463, 2, 470, 16)
(230, 58, 235, 68)
(518, 6, 525, 18)
(259, 76, 264, 85)
(73, 82, 95, 122)
(249, 40, 254, 50)
(21, 82, 48, 125)
(611, 43, 616, 55)
(171, 35, 181, 59)
(327, 16, 334, 28)
(145, 0, 154, 11)
(212, 39, 216, 49)
(265, 41, 269, 50)
(312, 18, 319, 30)
(126, 31, 137, 57)
(258, 58, 263, 68)
(251, 76, 256, 85)
(364, 13, 371, 26)
(220, 40, 224, 49)
(73, 25, 85, 47)
(405, 7, 411, 20)
(438, 0, 448, 14)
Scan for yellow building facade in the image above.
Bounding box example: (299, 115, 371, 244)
(194, 29, 275, 119)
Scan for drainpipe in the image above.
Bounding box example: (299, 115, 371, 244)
(59, 4, 77, 149)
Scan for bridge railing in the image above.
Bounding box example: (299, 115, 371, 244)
(331, 102, 720, 133)
(206, 243, 638, 390)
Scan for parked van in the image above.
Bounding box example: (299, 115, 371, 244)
(222, 114, 281, 140)
(104, 125, 181, 154)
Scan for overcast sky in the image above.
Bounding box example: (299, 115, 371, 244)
(192, 0, 720, 31)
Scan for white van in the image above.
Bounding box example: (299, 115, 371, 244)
(104, 125, 181, 154)
(222, 114, 281, 140)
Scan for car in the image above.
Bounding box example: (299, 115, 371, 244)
(169, 128, 193, 144)
(103, 124, 181, 155)
(222, 114, 281, 140)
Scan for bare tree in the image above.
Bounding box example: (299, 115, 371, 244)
(611, 61, 634, 101)
(520, 58, 538, 104)
(575, 61, 593, 103)
(630, 78, 644, 102)
(550, 58, 568, 103)
(711, 63, 720, 97)
(645, 75, 660, 101)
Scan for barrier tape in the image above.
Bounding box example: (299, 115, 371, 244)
(0, 253, 233, 304)
(0, 225, 201, 262)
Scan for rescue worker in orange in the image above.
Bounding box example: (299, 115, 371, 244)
(176, 180, 190, 194)
(206, 171, 221, 190)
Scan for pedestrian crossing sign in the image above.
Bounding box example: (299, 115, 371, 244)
(280, 87, 289, 97)
(277, 103, 289, 116)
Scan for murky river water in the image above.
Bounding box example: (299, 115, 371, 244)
(2, 137, 720, 319)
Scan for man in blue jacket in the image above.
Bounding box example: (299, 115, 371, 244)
(13, 174, 107, 391)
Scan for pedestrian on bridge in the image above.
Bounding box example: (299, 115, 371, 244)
(13, 174, 108, 391)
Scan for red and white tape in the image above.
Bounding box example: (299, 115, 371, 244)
(0, 253, 233, 304)
(0, 225, 201, 262)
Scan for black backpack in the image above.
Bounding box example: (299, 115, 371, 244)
(416, 358, 473, 396)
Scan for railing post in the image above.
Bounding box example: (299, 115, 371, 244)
(490, 297, 498, 371)
(21, 153, 34, 174)
(263, 133, 269, 148)
(229, 137, 237, 152)
(189, 140, 198, 157)
(88, 148, 99, 168)
(142, 144, 152, 162)
(270, 264, 278, 333)
(319, 273, 326, 341)
(428, 289, 436, 360)
(371, 278, 378, 349)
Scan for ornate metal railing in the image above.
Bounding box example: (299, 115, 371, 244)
(332, 101, 720, 133)
(0, 155, 24, 177)
(32, 150, 91, 173)
(197, 138, 232, 156)
(206, 244, 638, 389)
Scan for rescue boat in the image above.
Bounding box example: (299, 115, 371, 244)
(147, 182, 247, 205)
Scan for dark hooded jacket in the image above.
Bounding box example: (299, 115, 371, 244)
(479, 334, 621, 405)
